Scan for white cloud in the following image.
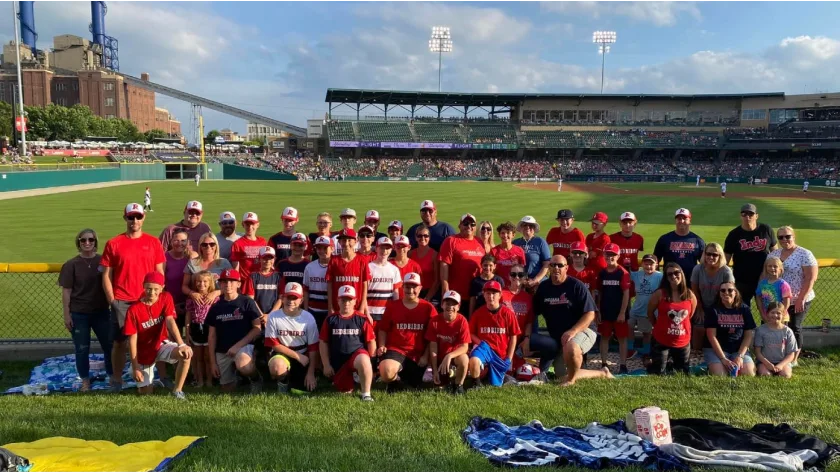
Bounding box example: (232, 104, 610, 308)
(541, 1, 702, 27)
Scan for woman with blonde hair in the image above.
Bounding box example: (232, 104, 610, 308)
(182, 232, 229, 305)
(477, 220, 495, 254)
(689, 242, 733, 350)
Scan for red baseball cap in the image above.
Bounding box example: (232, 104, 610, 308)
(570, 241, 588, 253)
(143, 272, 165, 286)
(314, 236, 332, 247)
(482, 280, 503, 293)
(219, 269, 241, 282)
(591, 212, 608, 224)
(604, 243, 621, 255)
(337, 228, 357, 240)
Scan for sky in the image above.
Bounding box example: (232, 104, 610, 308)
(1, 1, 840, 138)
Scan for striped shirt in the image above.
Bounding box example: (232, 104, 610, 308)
(303, 260, 329, 313)
(366, 261, 402, 320)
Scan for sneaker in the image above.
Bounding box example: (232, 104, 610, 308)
(249, 377, 263, 394)
(468, 378, 483, 390)
(157, 378, 175, 390)
(618, 365, 629, 375)
(172, 391, 186, 401)
(108, 381, 122, 394)
(452, 384, 466, 396)
(277, 381, 289, 394)
(360, 394, 374, 402)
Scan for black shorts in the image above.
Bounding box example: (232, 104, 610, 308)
(270, 353, 308, 389)
(189, 323, 209, 346)
(311, 310, 328, 333)
(381, 350, 425, 387)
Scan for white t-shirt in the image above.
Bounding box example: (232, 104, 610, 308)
(769, 246, 817, 302)
(367, 260, 402, 319)
(144, 190, 151, 203)
(721, 182, 727, 191)
(302, 260, 329, 312)
(264, 308, 319, 355)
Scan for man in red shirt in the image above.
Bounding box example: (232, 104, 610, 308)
(377, 272, 437, 391)
(609, 211, 644, 272)
(326, 228, 371, 315)
(467, 281, 521, 387)
(439, 213, 486, 306)
(585, 211, 611, 272)
(230, 212, 267, 284)
(101, 203, 165, 392)
(545, 209, 586, 258)
(426, 290, 471, 394)
(124, 272, 192, 399)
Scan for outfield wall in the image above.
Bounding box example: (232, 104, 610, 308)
(221, 163, 296, 180)
(0, 168, 121, 192)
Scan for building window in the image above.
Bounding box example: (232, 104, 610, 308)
(56, 98, 67, 106)
(55, 82, 66, 91)
(105, 97, 115, 107)
(106, 114, 115, 119)
(741, 109, 767, 120)
(73, 82, 78, 91)
(104, 83, 114, 91)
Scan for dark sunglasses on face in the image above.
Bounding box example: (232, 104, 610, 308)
(200, 242, 216, 248)
(421, 209, 433, 214)
(667, 271, 682, 277)
(549, 263, 567, 268)
(220, 220, 235, 225)
(317, 221, 331, 225)
(78, 238, 96, 243)
(463, 222, 477, 228)
(510, 272, 526, 278)
(417, 234, 430, 239)
(126, 216, 142, 221)
(173, 239, 188, 245)
(741, 212, 755, 217)
(705, 252, 720, 257)
(187, 211, 201, 216)
(720, 288, 736, 294)
(359, 234, 373, 238)
(480, 227, 492, 232)
(778, 235, 793, 241)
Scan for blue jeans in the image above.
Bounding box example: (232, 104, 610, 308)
(528, 332, 560, 372)
(71, 310, 114, 379)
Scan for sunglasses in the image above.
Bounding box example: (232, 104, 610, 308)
(187, 211, 202, 216)
(463, 222, 477, 227)
(705, 252, 720, 257)
(200, 242, 217, 248)
(719, 288, 736, 294)
(480, 227, 492, 232)
(126, 215, 143, 221)
(778, 235, 793, 241)
(509, 272, 526, 278)
(549, 263, 567, 268)
(317, 221, 331, 225)
(741, 212, 755, 217)
(421, 209, 434, 214)
(417, 234, 430, 239)
(78, 237, 96, 243)
(220, 220, 235, 225)
(666, 271, 682, 277)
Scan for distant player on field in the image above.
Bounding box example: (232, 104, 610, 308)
(194, 172, 200, 187)
(803, 180, 809, 193)
(533, 175, 538, 186)
(696, 175, 700, 187)
(143, 187, 153, 212)
(557, 176, 563, 192)
(720, 181, 727, 198)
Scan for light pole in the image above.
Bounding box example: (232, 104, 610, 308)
(12, 2, 28, 156)
(592, 30, 617, 94)
(429, 26, 452, 93)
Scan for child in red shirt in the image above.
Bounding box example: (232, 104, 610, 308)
(426, 290, 471, 394)
(467, 281, 521, 388)
(586, 212, 610, 272)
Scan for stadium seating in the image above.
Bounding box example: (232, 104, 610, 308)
(466, 125, 518, 144)
(356, 122, 413, 142)
(327, 121, 356, 140)
(413, 123, 465, 143)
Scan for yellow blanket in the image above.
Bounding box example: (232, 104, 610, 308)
(2, 436, 204, 472)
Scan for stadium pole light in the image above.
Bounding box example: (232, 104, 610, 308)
(12, 1, 27, 157)
(429, 26, 452, 93)
(592, 30, 617, 94)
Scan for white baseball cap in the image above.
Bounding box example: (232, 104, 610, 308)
(185, 201, 203, 213)
(388, 220, 403, 230)
(376, 236, 394, 248)
(219, 211, 236, 222)
(365, 210, 380, 221)
(393, 235, 411, 248)
(259, 246, 276, 257)
(314, 236, 332, 247)
(124, 203, 145, 217)
(460, 213, 477, 224)
(442, 290, 461, 304)
(420, 200, 436, 211)
(620, 212, 637, 222)
(403, 272, 422, 286)
(284, 282, 303, 298)
(291, 233, 308, 245)
(340, 208, 357, 218)
(338, 285, 357, 299)
(675, 208, 692, 219)
(517, 215, 540, 233)
(281, 207, 299, 221)
(243, 212, 259, 223)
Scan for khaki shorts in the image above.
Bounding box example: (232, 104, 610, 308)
(215, 344, 254, 386)
(552, 328, 597, 377)
(110, 300, 134, 342)
(628, 316, 653, 333)
(137, 341, 181, 388)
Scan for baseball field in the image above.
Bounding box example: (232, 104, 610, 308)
(1, 179, 839, 471)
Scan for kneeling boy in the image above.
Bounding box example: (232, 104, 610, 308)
(265, 282, 320, 393)
(468, 281, 521, 388)
(426, 290, 471, 394)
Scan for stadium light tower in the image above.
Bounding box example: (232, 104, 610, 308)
(429, 26, 452, 93)
(592, 30, 617, 94)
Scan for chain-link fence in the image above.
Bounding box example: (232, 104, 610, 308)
(1, 261, 839, 343)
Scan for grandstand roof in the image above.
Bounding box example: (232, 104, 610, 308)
(325, 89, 785, 107)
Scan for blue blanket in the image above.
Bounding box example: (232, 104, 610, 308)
(463, 417, 688, 471)
(4, 354, 144, 394)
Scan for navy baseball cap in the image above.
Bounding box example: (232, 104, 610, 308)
(557, 209, 574, 219)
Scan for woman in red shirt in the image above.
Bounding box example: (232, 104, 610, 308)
(646, 262, 697, 375)
(408, 225, 439, 303)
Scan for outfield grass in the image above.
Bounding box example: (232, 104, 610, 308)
(1, 181, 839, 339)
(1, 351, 840, 471)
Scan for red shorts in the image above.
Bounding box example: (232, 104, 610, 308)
(333, 348, 369, 393)
(598, 320, 630, 338)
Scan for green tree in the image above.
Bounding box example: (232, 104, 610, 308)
(144, 129, 167, 142)
(205, 129, 221, 143)
(0, 101, 13, 140)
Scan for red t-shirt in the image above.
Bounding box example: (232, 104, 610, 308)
(122, 292, 176, 365)
(438, 235, 485, 302)
(230, 236, 268, 281)
(501, 289, 534, 331)
(425, 314, 471, 357)
(408, 248, 438, 293)
(393, 259, 423, 299)
(326, 254, 372, 310)
(585, 232, 610, 272)
(653, 291, 693, 348)
(379, 299, 438, 361)
(100, 233, 166, 301)
(490, 245, 526, 282)
(545, 227, 586, 257)
(609, 232, 645, 272)
(567, 266, 596, 291)
(469, 305, 521, 357)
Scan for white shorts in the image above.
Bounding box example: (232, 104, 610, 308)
(137, 341, 181, 388)
(144, 199, 151, 205)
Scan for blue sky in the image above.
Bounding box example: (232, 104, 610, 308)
(2, 1, 839, 137)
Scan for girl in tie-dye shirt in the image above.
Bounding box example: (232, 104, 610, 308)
(756, 256, 791, 323)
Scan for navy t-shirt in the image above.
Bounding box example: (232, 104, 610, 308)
(268, 232, 294, 263)
(277, 258, 308, 288)
(597, 266, 630, 322)
(207, 295, 261, 353)
(533, 277, 597, 339)
(653, 231, 706, 277)
(704, 303, 757, 353)
(319, 312, 374, 368)
(469, 275, 506, 313)
(513, 236, 551, 280)
(250, 271, 281, 314)
(407, 220, 456, 252)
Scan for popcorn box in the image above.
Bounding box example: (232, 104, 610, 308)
(634, 407, 672, 445)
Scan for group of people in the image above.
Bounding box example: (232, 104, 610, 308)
(59, 196, 819, 401)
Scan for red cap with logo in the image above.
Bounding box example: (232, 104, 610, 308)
(291, 233, 308, 245)
(591, 212, 608, 224)
(219, 269, 241, 281)
(604, 243, 621, 255)
(284, 282, 303, 298)
(337, 228, 357, 240)
(482, 280, 503, 293)
(570, 241, 588, 253)
(281, 207, 299, 221)
(143, 272, 165, 286)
